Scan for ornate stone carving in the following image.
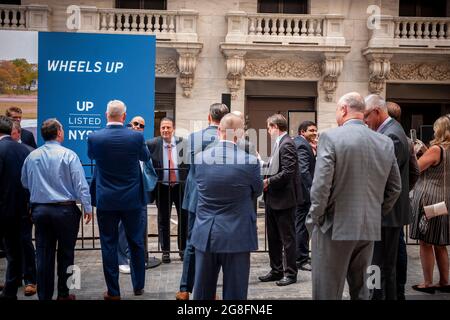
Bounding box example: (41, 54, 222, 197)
(244, 59, 322, 79)
(156, 58, 178, 75)
(223, 50, 246, 99)
(321, 54, 344, 102)
(176, 48, 201, 98)
(365, 53, 392, 94)
(388, 63, 450, 81)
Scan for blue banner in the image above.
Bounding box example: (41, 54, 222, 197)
(38, 32, 155, 169)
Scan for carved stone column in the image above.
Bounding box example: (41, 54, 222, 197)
(222, 49, 246, 99)
(321, 53, 344, 102)
(176, 48, 201, 98)
(365, 53, 392, 94)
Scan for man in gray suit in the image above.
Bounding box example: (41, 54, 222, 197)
(307, 92, 402, 300)
(364, 95, 411, 300)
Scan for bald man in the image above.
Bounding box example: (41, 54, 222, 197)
(190, 114, 263, 300)
(307, 92, 401, 300)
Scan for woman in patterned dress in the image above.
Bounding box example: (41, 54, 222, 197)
(410, 115, 450, 294)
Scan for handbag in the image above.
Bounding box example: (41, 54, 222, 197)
(419, 148, 448, 233)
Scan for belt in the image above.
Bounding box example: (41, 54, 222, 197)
(33, 201, 76, 207)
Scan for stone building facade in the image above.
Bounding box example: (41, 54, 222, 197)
(1, 0, 449, 143)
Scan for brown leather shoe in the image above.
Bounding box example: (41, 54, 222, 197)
(24, 284, 37, 296)
(57, 294, 76, 300)
(176, 291, 189, 300)
(104, 291, 121, 301)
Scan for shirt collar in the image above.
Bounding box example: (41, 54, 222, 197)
(377, 117, 392, 133)
(342, 119, 365, 126)
(0, 134, 10, 140)
(163, 136, 176, 147)
(276, 132, 288, 145)
(106, 122, 124, 126)
(45, 140, 61, 146)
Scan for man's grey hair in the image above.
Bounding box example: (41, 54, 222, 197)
(365, 94, 387, 112)
(106, 100, 126, 118)
(220, 113, 244, 131)
(337, 92, 366, 113)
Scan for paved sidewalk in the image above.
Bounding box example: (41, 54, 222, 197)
(1, 244, 450, 300)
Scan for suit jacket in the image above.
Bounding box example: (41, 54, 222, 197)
(307, 120, 402, 241)
(146, 136, 189, 183)
(379, 118, 411, 227)
(264, 134, 303, 211)
(191, 141, 263, 253)
(182, 125, 219, 213)
(294, 135, 316, 205)
(21, 128, 37, 149)
(0, 136, 30, 219)
(87, 125, 150, 211)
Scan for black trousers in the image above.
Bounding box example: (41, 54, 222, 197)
(155, 183, 188, 252)
(32, 204, 81, 300)
(396, 228, 408, 299)
(21, 215, 36, 285)
(266, 206, 298, 278)
(295, 202, 310, 264)
(371, 226, 402, 300)
(0, 216, 22, 298)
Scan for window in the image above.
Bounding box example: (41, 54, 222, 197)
(116, 0, 167, 10)
(399, 0, 449, 17)
(258, 0, 308, 14)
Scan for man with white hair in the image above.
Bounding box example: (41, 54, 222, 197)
(307, 92, 401, 300)
(87, 100, 150, 300)
(364, 94, 411, 300)
(191, 113, 263, 299)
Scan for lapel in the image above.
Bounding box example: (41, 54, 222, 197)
(379, 118, 394, 135)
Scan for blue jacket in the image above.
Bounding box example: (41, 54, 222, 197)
(191, 141, 263, 253)
(87, 125, 150, 211)
(182, 125, 218, 213)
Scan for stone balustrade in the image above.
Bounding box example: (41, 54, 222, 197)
(225, 11, 346, 46)
(79, 7, 198, 42)
(0, 4, 50, 31)
(368, 15, 450, 48)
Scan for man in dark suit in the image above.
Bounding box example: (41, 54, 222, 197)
(293, 121, 317, 272)
(87, 100, 150, 300)
(147, 117, 189, 263)
(0, 116, 30, 300)
(191, 113, 263, 300)
(365, 94, 411, 300)
(259, 114, 302, 286)
(6, 107, 37, 148)
(176, 103, 229, 300)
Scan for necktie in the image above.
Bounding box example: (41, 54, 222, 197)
(167, 144, 177, 186)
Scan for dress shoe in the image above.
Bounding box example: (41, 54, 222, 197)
(412, 285, 435, 294)
(103, 291, 121, 300)
(119, 265, 131, 274)
(24, 284, 37, 296)
(435, 285, 450, 293)
(298, 262, 312, 271)
(176, 291, 189, 300)
(258, 272, 283, 282)
(162, 252, 171, 264)
(57, 294, 76, 300)
(134, 289, 144, 296)
(276, 276, 297, 286)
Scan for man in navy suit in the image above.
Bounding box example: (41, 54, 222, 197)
(5, 107, 37, 148)
(176, 103, 229, 300)
(191, 113, 263, 300)
(87, 100, 150, 300)
(0, 116, 30, 300)
(293, 121, 317, 271)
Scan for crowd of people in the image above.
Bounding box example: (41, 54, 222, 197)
(0, 92, 450, 300)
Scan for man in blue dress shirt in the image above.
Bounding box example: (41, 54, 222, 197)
(21, 118, 92, 300)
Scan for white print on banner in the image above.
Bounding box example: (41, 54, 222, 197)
(367, 5, 381, 30)
(68, 101, 101, 141)
(366, 265, 381, 289)
(47, 60, 125, 73)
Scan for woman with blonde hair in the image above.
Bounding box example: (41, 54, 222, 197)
(410, 115, 450, 294)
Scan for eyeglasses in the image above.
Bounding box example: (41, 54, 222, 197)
(132, 121, 145, 129)
(364, 108, 377, 119)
